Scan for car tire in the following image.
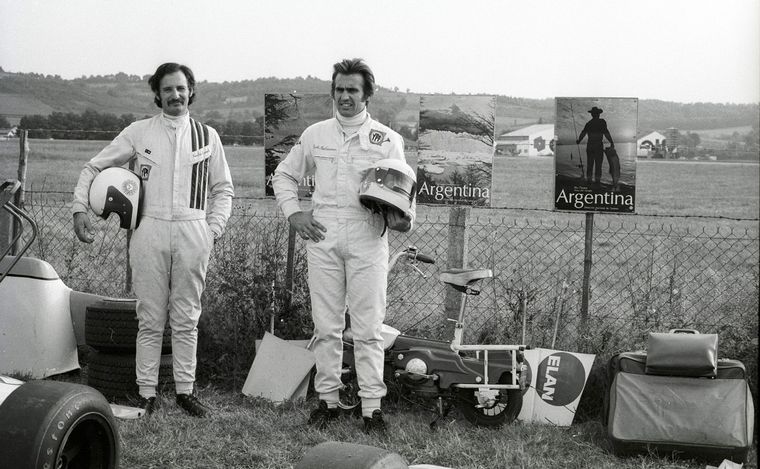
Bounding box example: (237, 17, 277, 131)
(0, 380, 119, 469)
(87, 351, 174, 400)
(85, 300, 172, 354)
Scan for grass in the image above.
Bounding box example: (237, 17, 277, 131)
(0, 139, 262, 198)
(52, 379, 748, 469)
(2, 139, 758, 217)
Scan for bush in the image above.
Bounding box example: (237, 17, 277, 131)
(196, 214, 312, 389)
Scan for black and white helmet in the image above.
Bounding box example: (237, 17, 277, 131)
(359, 158, 416, 219)
(88, 167, 142, 230)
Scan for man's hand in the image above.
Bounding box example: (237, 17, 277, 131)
(288, 211, 326, 242)
(73, 212, 95, 243)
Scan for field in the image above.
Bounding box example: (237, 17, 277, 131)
(2, 139, 758, 219)
(0, 139, 264, 199)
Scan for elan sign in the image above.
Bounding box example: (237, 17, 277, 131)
(517, 348, 595, 426)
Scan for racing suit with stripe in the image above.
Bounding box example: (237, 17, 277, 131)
(272, 113, 415, 414)
(72, 112, 233, 396)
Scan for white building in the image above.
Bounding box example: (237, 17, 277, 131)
(494, 124, 555, 157)
(637, 131, 667, 157)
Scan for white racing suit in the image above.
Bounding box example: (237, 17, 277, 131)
(272, 114, 415, 412)
(72, 113, 233, 395)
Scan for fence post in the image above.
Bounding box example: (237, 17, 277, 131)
(578, 212, 594, 351)
(443, 206, 469, 334)
(125, 160, 136, 294)
(11, 130, 29, 255)
(284, 223, 297, 309)
(125, 231, 133, 294)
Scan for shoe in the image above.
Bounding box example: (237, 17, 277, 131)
(176, 393, 209, 418)
(307, 400, 339, 429)
(363, 409, 387, 435)
(134, 396, 157, 416)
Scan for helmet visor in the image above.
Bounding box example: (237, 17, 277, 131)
(368, 166, 416, 201)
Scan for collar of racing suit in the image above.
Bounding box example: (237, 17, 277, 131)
(336, 108, 367, 136)
(160, 111, 190, 129)
(335, 109, 375, 151)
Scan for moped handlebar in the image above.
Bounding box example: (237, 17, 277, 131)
(388, 246, 436, 273)
(414, 252, 435, 264)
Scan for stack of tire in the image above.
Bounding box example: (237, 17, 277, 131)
(85, 299, 174, 400)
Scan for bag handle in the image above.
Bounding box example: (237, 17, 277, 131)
(668, 328, 700, 334)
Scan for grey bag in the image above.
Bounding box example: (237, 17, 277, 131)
(645, 329, 718, 377)
(606, 351, 754, 463)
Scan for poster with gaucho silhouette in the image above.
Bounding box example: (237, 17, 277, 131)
(554, 97, 637, 213)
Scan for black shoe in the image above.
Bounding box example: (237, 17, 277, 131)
(134, 396, 157, 416)
(307, 400, 339, 429)
(363, 409, 387, 435)
(176, 393, 209, 418)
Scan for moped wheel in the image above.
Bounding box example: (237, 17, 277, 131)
(455, 375, 523, 427)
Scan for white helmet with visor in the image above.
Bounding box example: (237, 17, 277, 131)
(88, 167, 142, 230)
(359, 159, 416, 232)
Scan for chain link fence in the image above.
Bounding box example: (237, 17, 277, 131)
(11, 191, 759, 397)
(16, 192, 758, 352)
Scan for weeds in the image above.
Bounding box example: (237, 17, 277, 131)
(198, 213, 312, 389)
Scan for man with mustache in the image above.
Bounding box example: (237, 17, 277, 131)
(273, 58, 414, 435)
(71, 62, 234, 418)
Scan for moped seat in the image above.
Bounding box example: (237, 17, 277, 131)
(439, 268, 493, 287)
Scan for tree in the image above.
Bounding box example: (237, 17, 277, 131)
(19, 115, 50, 138)
(454, 109, 495, 147)
(743, 126, 759, 151)
(0, 116, 10, 129)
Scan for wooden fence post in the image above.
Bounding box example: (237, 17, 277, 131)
(125, 231, 133, 294)
(443, 206, 469, 334)
(11, 130, 29, 255)
(284, 223, 297, 309)
(578, 212, 594, 352)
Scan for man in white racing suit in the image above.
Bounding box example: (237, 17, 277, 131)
(72, 62, 233, 417)
(272, 58, 415, 434)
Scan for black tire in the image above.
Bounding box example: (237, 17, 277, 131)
(87, 351, 174, 400)
(85, 300, 172, 354)
(456, 374, 523, 428)
(0, 380, 119, 469)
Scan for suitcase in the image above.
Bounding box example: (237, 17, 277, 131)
(604, 347, 755, 462)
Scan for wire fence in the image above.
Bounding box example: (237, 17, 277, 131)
(16, 191, 759, 359)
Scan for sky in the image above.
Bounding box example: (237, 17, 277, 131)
(1, 0, 758, 104)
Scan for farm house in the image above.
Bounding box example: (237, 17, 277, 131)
(637, 130, 667, 157)
(494, 124, 555, 157)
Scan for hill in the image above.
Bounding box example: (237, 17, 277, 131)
(0, 68, 758, 136)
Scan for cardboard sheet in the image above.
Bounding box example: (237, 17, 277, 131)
(242, 332, 315, 402)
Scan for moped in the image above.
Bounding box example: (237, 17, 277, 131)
(338, 246, 526, 428)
